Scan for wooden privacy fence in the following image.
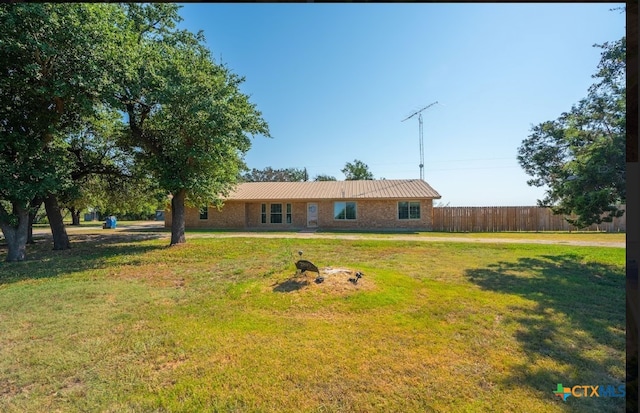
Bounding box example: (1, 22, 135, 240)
(432, 205, 626, 232)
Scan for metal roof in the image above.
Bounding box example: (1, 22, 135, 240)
(226, 179, 441, 201)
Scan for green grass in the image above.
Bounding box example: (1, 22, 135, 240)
(0, 233, 625, 412)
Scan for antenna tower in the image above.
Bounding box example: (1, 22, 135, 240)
(402, 101, 438, 180)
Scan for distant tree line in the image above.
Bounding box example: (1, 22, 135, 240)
(245, 159, 374, 183)
(242, 167, 309, 182)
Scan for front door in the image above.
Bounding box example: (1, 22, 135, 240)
(307, 203, 318, 228)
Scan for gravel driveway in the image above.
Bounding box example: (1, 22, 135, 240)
(27, 221, 625, 248)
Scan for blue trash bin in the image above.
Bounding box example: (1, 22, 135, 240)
(103, 216, 117, 229)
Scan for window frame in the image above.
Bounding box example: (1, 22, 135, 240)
(286, 203, 292, 224)
(333, 201, 357, 220)
(261, 203, 267, 224)
(398, 201, 421, 220)
(270, 203, 283, 224)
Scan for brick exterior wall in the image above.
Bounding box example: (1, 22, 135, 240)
(167, 199, 434, 230)
(315, 199, 433, 230)
(165, 202, 246, 229)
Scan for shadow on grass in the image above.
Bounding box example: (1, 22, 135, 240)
(272, 277, 310, 293)
(0, 232, 167, 285)
(113, 227, 167, 234)
(466, 254, 625, 407)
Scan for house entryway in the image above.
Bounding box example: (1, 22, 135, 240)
(307, 203, 318, 229)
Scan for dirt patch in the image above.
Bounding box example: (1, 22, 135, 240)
(272, 267, 374, 294)
(54, 377, 86, 398)
(0, 378, 21, 397)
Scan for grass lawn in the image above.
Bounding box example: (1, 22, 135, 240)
(0, 232, 625, 412)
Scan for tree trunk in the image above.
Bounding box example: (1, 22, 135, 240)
(1, 202, 29, 262)
(27, 211, 35, 244)
(44, 194, 71, 250)
(27, 198, 43, 244)
(70, 208, 81, 226)
(170, 189, 186, 245)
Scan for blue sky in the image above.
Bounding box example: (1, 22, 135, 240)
(177, 3, 625, 206)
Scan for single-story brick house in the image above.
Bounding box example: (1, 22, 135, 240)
(165, 179, 441, 231)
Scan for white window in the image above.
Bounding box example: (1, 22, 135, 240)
(270, 204, 283, 224)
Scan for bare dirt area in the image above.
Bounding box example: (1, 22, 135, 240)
(271, 267, 374, 295)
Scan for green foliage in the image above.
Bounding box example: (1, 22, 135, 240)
(57, 107, 165, 218)
(72, 173, 165, 219)
(0, 134, 69, 206)
(341, 159, 374, 180)
(517, 37, 625, 228)
(0, 4, 124, 135)
(0, 4, 126, 255)
(313, 174, 337, 181)
(116, 4, 270, 208)
(242, 167, 308, 182)
(0, 3, 269, 252)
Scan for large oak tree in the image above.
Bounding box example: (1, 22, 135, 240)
(517, 37, 625, 228)
(1, 4, 269, 261)
(0, 4, 123, 260)
(116, 4, 270, 245)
